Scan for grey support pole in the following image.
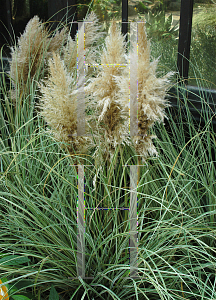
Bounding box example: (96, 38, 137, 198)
(77, 165, 85, 278)
(130, 165, 138, 278)
(130, 22, 138, 138)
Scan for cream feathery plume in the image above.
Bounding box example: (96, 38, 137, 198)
(9, 16, 68, 107)
(63, 35, 77, 74)
(63, 11, 106, 78)
(81, 11, 106, 74)
(82, 20, 132, 166)
(114, 22, 173, 164)
(47, 27, 68, 55)
(9, 16, 48, 101)
(36, 53, 93, 163)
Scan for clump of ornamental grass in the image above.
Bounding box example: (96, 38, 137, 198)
(37, 13, 173, 175)
(80, 20, 173, 180)
(9, 16, 67, 109)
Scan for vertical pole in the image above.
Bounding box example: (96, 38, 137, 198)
(77, 165, 85, 278)
(48, 0, 57, 28)
(130, 22, 138, 138)
(77, 21, 86, 137)
(130, 165, 138, 278)
(177, 0, 194, 84)
(122, 0, 128, 51)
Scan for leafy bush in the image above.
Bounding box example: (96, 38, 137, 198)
(137, 1, 151, 14)
(139, 10, 179, 41)
(92, 0, 122, 23)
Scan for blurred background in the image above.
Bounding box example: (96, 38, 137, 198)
(0, 0, 215, 88)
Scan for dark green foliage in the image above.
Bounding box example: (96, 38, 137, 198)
(0, 255, 30, 266)
(49, 285, 59, 300)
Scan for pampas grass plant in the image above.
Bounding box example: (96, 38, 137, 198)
(1, 7, 216, 299)
(36, 12, 173, 190)
(74, 18, 172, 185)
(9, 11, 172, 173)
